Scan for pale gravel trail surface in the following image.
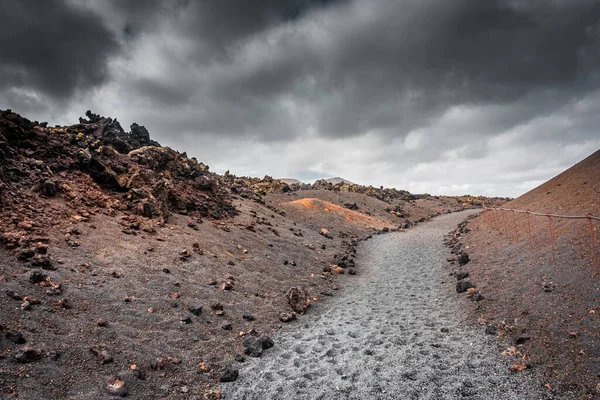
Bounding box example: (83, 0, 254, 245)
(222, 210, 558, 400)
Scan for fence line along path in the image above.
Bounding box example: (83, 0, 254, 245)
(482, 203, 599, 277)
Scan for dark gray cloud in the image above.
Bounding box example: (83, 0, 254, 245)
(0, 0, 119, 100)
(1, 0, 599, 197)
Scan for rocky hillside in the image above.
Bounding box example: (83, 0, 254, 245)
(0, 109, 504, 399)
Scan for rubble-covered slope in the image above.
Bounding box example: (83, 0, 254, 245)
(0, 109, 505, 399)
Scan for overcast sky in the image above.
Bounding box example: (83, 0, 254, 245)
(1, 0, 599, 197)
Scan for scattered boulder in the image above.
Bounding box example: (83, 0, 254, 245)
(458, 252, 470, 266)
(286, 287, 310, 314)
(243, 335, 274, 358)
(279, 312, 297, 323)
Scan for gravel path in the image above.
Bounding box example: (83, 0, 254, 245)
(222, 210, 555, 399)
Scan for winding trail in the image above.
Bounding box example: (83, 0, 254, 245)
(223, 210, 554, 400)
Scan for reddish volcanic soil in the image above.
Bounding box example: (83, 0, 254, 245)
(451, 150, 600, 398)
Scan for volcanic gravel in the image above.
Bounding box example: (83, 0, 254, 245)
(222, 210, 560, 399)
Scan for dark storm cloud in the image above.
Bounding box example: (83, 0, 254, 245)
(110, 0, 348, 57)
(0, 0, 119, 101)
(106, 0, 600, 141)
(294, 0, 600, 137)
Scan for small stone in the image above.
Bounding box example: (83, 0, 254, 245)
(198, 363, 211, 373)
(455, 271, 469, 281)
(204, 387, 222, 400)
(163, 268, 171, 274)
(279, 312, 297, 323)
(106, 377, 128, 397)
(509, 359, 529, 372)
(471, 293, 485, 301)
(568, 331, 579, 339)
(221, 322, 233, 331)
(456, 280, 475, 293)
(220, 366, 239, 382)
(261, 336, 274, 349)
(6, 290, 23, 300)
(18, 249, 35, 260)
(458, 252, 470, 266)
(97, 318, 109, 327)
(221, 281, 233, 291)
(188, 305, 203, 315)
(243, 335, 274, 358)
(234, 354, 245, 362)
(242, 313, 254, 321)
(485, 325, 498, 335)
(6, 331, 27, 344)
(286, 287, 310, 314)
(90, 346, 114, 364)
(440, 328, 449, 333)
(58, 298, 72, 309)
(542, 282, 555, 292)
(348, 268, 356, 275)
(180, 314, 192, 324)
(515, 336, 531, 345)
(29, 271, 48, 284)
(15, 347, 42, 363)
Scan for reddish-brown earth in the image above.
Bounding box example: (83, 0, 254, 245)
(451, 150, 600, 398)
(0, 109, 504, 399)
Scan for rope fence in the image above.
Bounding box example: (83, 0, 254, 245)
(481, 203, 600, 277)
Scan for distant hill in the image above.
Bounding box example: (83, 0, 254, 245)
(279, 178, 303, 185)
(323, 177, 355, 185)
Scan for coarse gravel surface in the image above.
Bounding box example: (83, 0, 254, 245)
(222, 210, 561, 400)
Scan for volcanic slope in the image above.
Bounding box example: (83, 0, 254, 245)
(0, 109, 487, 399)
(454, 149, 600, 398)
